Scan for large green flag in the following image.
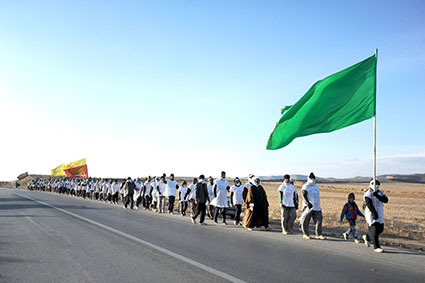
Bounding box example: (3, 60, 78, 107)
(266, 54, 376, 150)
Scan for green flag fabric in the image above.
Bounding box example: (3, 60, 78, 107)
(266, 54, 376, 150)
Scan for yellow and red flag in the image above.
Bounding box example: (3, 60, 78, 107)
(65, 158, 86, 169)
(64, 164, 88, 178)
(51, 163, 66, 176)
(51, 158, 88, 177)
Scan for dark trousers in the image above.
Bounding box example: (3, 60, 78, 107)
(136, 196, 143, 208)
(214, 207, 227, 223)
(192, 203, 207, 223)
(234, 204, 242, 224)
(367, 222, 384, 249)
(125, 194, 134, 209)
(112, 192, 118, 204)
(181, 202, 188, 215)
(143, 195, 152, 208)
(168, 196, 175, 212)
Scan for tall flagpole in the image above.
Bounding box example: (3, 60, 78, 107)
(373, 48, 378, 192)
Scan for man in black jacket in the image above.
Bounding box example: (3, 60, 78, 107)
(124, 177, 135, 209)
(191, 175, 210, 225)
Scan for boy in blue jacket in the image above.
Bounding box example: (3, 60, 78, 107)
(340, 193, 364, 243)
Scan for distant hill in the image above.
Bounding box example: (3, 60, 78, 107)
(313, 173, 425, 184)
(378, 173, 425, 184)
(254, 173, 425, 184)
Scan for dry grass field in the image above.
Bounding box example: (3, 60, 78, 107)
(261, 180, 425, 249)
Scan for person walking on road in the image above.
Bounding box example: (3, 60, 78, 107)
(211, 171, 230, 225)
(230, 177, 244, 225)
(243, 174, 254, 202)
(362, 179, 388, 253)
(206, 177, 215, 219)
(278, 175, 298, 234)
(242, 176, 270, 231)
(157, 176, 167, 213)
(165, 174, 179, 214)
(178, 181, 190, 216)
(242, 176, 270, 230)
(143, 176, 152, 210)
(123, 177, 135, 209)
(191, 175, 210, 225)
(300, 173, 325, 240)
(188, 178, 198, 216)
(340, 192, 364, 243)
(134, 178, 143, 209)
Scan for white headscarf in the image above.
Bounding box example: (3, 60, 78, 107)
(307, 178, 316, 185)
(251, 176, 261, 187)
(248, 174, 254, 184)
(369, 180, 380, 191)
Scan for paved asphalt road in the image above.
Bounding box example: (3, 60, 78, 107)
(1, 188, 424, 283)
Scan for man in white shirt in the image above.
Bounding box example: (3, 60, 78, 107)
(300, 173, 325, 240)
(101, 179, 108, 202)
(212, 171, 230, 225)
(230, 177, 244, 225)
(112, 179, 121, 204)
(165, 174, 179, 214)
(151, 177, 159, 212)
(94, 179, 100, 200)
(134, 178, 142, 209)
(157, 176, 167, 213)
(207, 177, 215, 219)
(278, 175, 298, 234)
(362, 179, 388, 253)
(143, 177, 152, 210)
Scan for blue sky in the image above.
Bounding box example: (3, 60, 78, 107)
(1, 0, 424, 180)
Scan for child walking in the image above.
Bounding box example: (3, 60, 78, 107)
(340, 193, 364, 243)
(179, 181, 190, 216)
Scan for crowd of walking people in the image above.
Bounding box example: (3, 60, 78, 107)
(27, 171, 388, 253)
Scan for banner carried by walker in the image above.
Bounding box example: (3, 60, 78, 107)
(51, 164, 67, 176)
(64, 164, 88, 178)
(51, 159, 88, 178)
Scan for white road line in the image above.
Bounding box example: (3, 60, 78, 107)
(15, 193, 246, 283)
